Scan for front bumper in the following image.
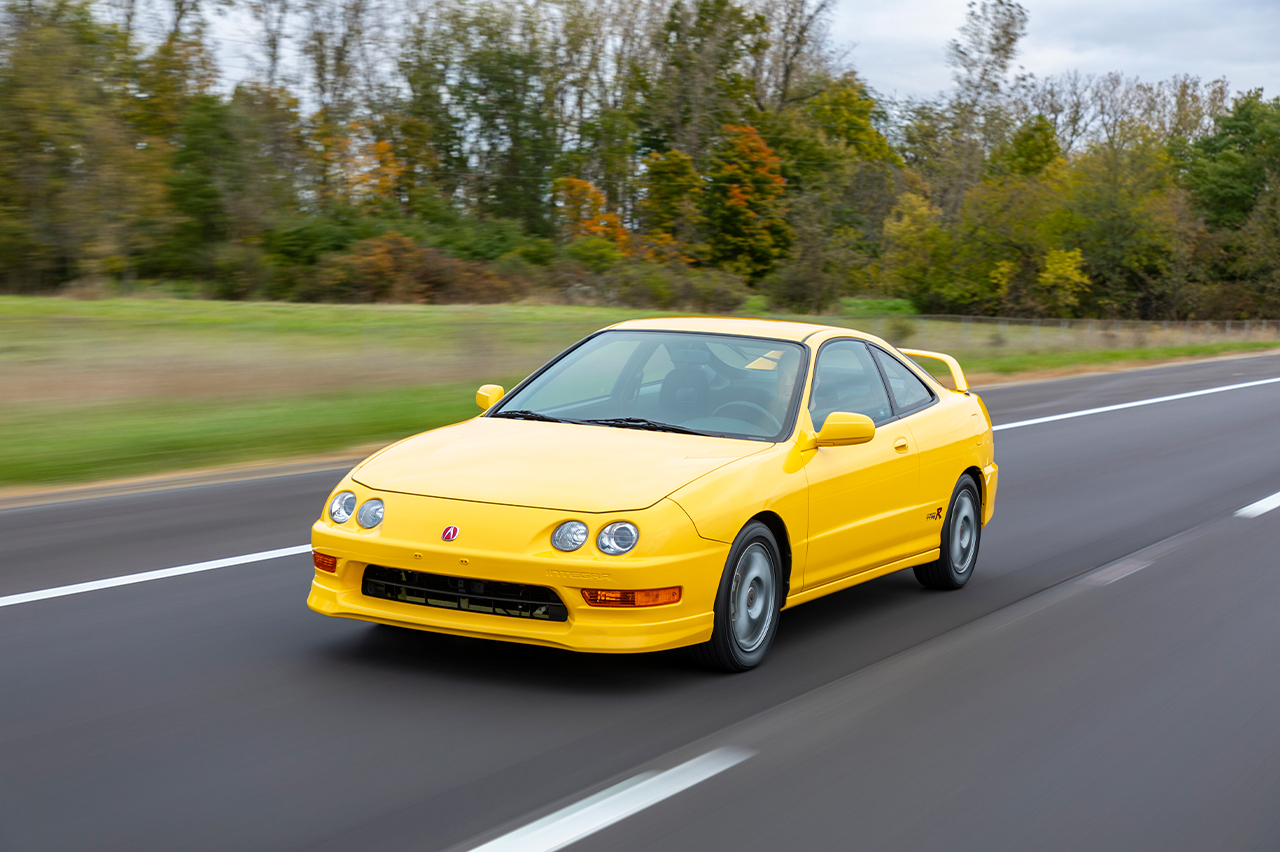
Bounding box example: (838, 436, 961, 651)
(308, 490, 727, 653)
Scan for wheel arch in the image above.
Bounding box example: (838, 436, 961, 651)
(962, 465, 985, 521)
(746, 510, 791, 598)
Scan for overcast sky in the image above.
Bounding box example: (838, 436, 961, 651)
(832, 0, 1280, 101)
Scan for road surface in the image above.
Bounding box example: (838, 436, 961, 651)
(2, 353, 1279, 851)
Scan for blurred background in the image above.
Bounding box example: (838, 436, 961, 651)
(1, 0, 1277, 487)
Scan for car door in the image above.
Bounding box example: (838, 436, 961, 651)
(869, 345, 948, 557)
(803, 339, 920, 591)
(874, 346, 977, 551)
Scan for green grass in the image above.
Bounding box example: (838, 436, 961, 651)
(836, 297, 917, 316)
(737, 295, 915, 317)
(0, 381, 521, 486)
(945, 340, 1280, 376)
(0, 295, 675, 326)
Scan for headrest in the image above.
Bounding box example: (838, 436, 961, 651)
(670, 349, 710, 365)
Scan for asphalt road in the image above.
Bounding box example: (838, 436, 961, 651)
(2, 352, 1280, 851)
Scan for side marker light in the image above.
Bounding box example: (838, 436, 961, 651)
(313, 551, 338, 573)
(581, 587, 681, 607)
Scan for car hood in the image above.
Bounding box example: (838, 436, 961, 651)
(351, 416, 770, 513)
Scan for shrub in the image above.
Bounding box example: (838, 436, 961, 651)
(593, 262, 748, 311)
(566, 237, 623, 273)
(208, 243, 268, 300)
(301, 232, 524, 304)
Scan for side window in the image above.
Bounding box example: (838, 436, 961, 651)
(872, 348, 934, 413)
(809, 340, 893, 430)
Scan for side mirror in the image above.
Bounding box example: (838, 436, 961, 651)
(476, 384, 505, 412)
(815, 412, 875, 447)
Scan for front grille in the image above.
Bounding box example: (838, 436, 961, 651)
(362, 565, 569, 622)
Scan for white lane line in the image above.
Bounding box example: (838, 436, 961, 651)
(466, 747, 754, 852)
(1237, 490, 1280, 519)
(993, 375, 1280, 431)
(0, 544, 311, 609)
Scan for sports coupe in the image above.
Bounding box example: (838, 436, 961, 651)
(308, 317, 997, 671)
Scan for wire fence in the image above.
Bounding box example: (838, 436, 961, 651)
(4, 313, 1278, 407)
(831, 315, 1280, 354)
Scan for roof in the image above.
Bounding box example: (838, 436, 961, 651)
(607, 316, 864, 343)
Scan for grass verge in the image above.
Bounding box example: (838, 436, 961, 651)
(0, 381, 520, 487)
(3, 295, 1278, 489)
(943, 340, 1280, 376)
(7, 340, 1280, 489)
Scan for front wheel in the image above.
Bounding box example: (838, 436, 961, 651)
(693, 521, 782, 672)
(914, 474, 982, 590)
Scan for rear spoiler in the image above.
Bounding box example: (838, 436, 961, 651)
(900, 348, 969, 393)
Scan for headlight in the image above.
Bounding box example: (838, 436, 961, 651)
(552, 520, 589, 552)
(597, 521, 638, 555)
(329, 491, 357, 523)
(356, 498, 385, 528)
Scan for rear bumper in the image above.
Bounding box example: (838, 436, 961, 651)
(308, 491, 727, 653)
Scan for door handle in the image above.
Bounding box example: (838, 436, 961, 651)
(893, 437, 909, 453)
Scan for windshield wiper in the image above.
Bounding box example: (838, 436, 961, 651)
(580, 417, 703, 435)
(491, 409, 568, 423)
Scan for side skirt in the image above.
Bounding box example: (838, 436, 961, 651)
(781, 549, 941, 610)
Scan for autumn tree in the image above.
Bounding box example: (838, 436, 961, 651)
(639, 149, 704, 251)
(553, 177, 627, 247)
(702, 124, 792, 280)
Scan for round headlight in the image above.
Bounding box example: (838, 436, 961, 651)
(329, 491, 357, 523)
(552, 520, 589, 552)
(597, 521, 639, 555)
(356, 498, 385, 529)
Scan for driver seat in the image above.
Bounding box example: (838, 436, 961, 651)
(658, 351, 712, 421)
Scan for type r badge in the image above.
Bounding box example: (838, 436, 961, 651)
(441, 526, 460, 541)
(926, 506, 945, 521)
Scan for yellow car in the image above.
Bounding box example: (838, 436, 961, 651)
(308, 317, 997, 671)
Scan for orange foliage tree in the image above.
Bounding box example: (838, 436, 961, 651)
(552, 177, 629, 250)
(313, 118, 407, 210)
(702, 125, 792, 281)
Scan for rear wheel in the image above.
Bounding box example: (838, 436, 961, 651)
(914, 474, 981, 590)
(693, 521, 782, 672)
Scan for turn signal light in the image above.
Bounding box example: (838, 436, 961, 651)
(313, 551, 338, 573)
(581, 587, 681, 607)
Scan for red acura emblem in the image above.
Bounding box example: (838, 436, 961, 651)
(441, 525, 460, 542)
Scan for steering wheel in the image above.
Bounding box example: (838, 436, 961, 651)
(711, 401, 782, 433)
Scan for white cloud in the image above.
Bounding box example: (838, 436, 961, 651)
(832, 0, 1280, 101)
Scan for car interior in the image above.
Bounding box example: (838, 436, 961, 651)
(505, 333, 804, 440)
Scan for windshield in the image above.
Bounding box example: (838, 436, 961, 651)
(491, 331, 808, 441)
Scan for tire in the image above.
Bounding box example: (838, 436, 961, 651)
(693, 521, 783, 672)
(913, 474, 982, 590)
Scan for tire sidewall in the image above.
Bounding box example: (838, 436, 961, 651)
(710, 521, 782, 671)
(939, 475, 981, 587)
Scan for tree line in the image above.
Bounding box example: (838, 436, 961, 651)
(0, 0, 1277, 317)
